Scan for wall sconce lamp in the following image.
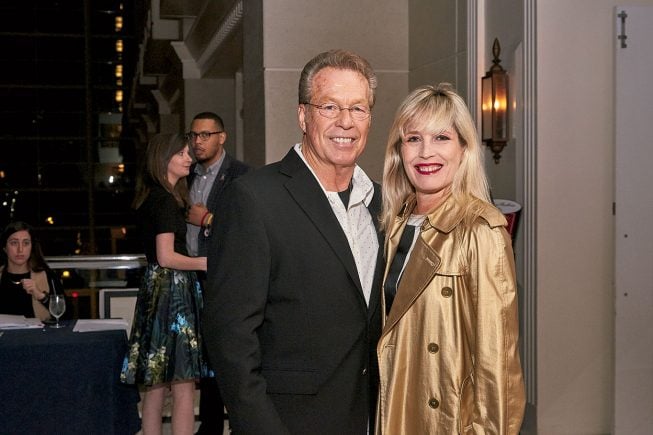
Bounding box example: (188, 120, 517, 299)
(481, 38, 509, 164)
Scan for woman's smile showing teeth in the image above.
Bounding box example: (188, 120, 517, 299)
(415, 163, 442, 174)
(400, 125, 464, 212)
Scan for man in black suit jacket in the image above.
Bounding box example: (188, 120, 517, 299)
(185, 111, 251, 435)
(203, 50, 383, 434)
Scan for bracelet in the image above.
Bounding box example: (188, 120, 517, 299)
(205, 213, 214, 227)
(200, 210, 210, 227)
(39, 293, 50, 305)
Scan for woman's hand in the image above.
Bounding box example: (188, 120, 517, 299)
(21, 278, 48, 300)
(187, 203, 209, 226)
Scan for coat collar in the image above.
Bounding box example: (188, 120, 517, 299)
(396, 192, 506, 234)
(382, 193, 506, 335)
(396, 193, 466, 234)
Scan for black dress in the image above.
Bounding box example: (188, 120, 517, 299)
(121, 185, 208, 386)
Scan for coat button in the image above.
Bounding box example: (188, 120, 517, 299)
(441, 286, 453, 297)
(362, 367, 367, 375)
(428, 398, 439, 409)
(428, 343, 439, 353)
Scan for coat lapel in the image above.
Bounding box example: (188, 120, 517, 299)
(367, 188, 383, 319)
(206, 153, 233, 208)
(382, 231, 441, 335)
(380, 195, 481, 336)
(380, 197, 459, 336)
(280, 150, 365, 296)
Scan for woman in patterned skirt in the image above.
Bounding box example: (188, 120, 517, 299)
(121, 133, 208, 435)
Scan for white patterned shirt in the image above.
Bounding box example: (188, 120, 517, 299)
(294, 143, 379, 305)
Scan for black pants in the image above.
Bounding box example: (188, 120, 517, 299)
(196, 376, 225, 434)
(197, 273, 225, 434)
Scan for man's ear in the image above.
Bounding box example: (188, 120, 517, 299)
(298, 104, 307, 133)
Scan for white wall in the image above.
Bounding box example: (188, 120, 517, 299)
(408, 0, 468, 99)
(260, 0, 409, 182)
(245, 0, 468, 183)
(537, 1, 653, 433)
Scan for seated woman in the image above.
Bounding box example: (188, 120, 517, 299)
(0, 221, 63, 321)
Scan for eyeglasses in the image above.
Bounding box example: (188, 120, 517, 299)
(186, 131, 223, 141)
(303, 102, 371, 121)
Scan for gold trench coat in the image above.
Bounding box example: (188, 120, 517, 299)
(376, 194, 525, 434)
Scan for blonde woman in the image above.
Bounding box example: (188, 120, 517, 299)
(377, 84, 525, 434)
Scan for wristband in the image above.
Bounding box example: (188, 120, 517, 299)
(200, 210, 210, 227)
(39, 292, 50, 305)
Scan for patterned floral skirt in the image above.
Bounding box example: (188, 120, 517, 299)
(120, 264, 209, 386)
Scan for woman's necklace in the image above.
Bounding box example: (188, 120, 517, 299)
(6, 271, 28, 285)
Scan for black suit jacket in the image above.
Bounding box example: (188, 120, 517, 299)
(203, 148, 383, 435)
(188, 152, 251, 257)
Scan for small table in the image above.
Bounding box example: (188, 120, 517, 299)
(0, 321, 141, 434)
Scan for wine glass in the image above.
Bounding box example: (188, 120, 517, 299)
(48, 294, 66, 328)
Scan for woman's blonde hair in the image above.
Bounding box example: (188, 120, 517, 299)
(380, 83, 490, 232)
(132, 133, 190, 209)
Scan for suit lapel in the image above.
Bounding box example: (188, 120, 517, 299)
(366, 187, 383, 319)
(206, 153, 233, 209)
(280, 150, 364, 296)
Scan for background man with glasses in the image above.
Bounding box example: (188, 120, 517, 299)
(185, 111, 251, 435)
(203, 50, 383, 434)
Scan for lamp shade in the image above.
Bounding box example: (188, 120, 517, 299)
(481, 38, 509, 163)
